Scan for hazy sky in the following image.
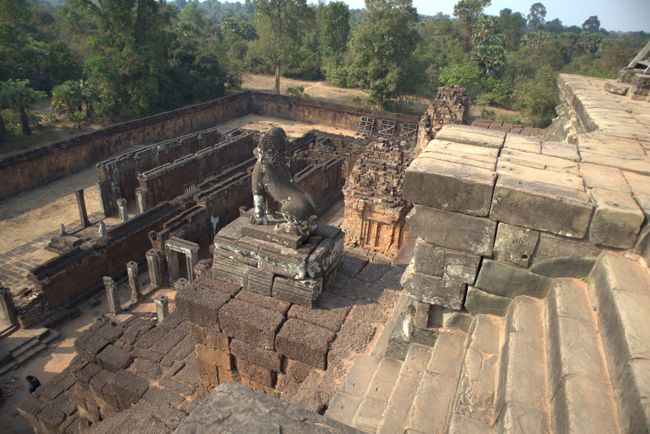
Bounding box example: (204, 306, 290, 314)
(328, 0, 650, 33)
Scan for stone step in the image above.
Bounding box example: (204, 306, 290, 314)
(377, 343, 432, 434)
(493, 296, 550, 434)
(325, 354, 381, 429)
(42, 329, 60, 346)
(546, 278, 620, 434)
(10, 337, 41, 359)
(6, 327, 49, 355)
(352, 357, 404, 432)
(14, 342, 46, 365)
(447, 314, 503, 433)
(404, 330, 468, 434)
(588, 252, 650, 433)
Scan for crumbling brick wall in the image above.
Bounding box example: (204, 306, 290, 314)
(416, 85, 469, 151)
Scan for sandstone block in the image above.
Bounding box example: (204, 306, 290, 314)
(288, 300, 348, 333)
(285, 358, 313, 382)
(491, 175, 593, 238)
(96, 344, 132, 372)
(400, 264, 466, 310)
(236, 358, 276, 388)
(541, 141, 579, 161)
(231, 338, 282, 372)
(444, 250, 481, 285)
(275, 318, 336, 369)
(176, 282, 233, 329)
(196, 343, 232, 370)
(493, 223, 539, 267)
(111, 370, 148, 408)
(234, 290, 291, 315)
(404, 157, 496, 216)
(246, 268, 274, 296)
(534, 233, 602, 263)
(191, 325, 230, 352)
(589, 188, 644, 248)
(435, 124, 505, 149)
(503, 134, 541, 153)
(475, 260, 549, 298)
(412, 238, 444, 276)
(218, 299, 285, 350)
(464, 286, 510, 316)
(407, 205, 496, 256)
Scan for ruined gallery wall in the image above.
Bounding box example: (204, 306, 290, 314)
(250, 93, 420, 132)
(138, 132, 257, 209)
(0, 90, 416, 201)
(0, 93, 251, 200)
(96, 126, 222, 215)
(28, 202, 180, 308)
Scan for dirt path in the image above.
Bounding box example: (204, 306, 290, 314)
(242, 74, 369, 106)
(0, 167, 101, 255)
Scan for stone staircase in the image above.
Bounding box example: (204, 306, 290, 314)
(327, 251, 650, 433)
(0, 327, 60, 375)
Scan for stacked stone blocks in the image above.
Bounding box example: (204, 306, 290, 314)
(176, 267, 354, 399)
(17, 314, 199, 433)
(212, 216, 344, 306)
(402, 124, 649, 317)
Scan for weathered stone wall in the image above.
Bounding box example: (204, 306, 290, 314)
(18, 314, 199, 433)
(0, 91, 417, 201)
(28, 202, 180, 308)
(250, 92, 419, 132)
(401, 124, 648, 318)
(0, 93, 251, 201)
(96, 126, 222, 216)
(416, 85, 469, 151)
(138, 132, 257, 209)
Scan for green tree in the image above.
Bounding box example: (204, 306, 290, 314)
(470, 16, 505, 76)
(51, 79, 98, 118)
(414, 14, 467, 95)
(0, 79, 46, 135)
(346, 0, 419, 109)
(250, 0, 309, 94)
(439, 63, 486, 100)
(527, 2, 546, 30)
(0, 0, 81, 91)
(64, 0, 177, 116)
(318, 1, 350, 86)
(582, 15, 600, 33)
(498, 8, 525, 50)
(453, 0, 490, 49)
(513, 66, 558, 127)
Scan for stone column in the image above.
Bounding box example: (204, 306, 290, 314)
(136, 190, 147, 215)
(414, 301, 430, 329)
(0, 287, 18, 327)
(103, 276, 120, 315)
(126, 261, 140, 305)
(186, 244, 199, 282)
(146, 250, 162, 289)
(166, 249, 180, 284)
(154, 296, 169, 324)
(97, 181, 111, 217)
(98, 221, 107, 238)
(75, 189, 90, 227)
(117, 198, 128, 223)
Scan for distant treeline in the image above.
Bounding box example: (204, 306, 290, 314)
(0, 0, 647, 140)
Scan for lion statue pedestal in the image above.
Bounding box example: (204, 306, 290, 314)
(209, 127, 343, 307)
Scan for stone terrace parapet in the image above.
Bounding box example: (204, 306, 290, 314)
(402, 123, 650, 315)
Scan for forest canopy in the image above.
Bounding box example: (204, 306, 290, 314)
(0, 0, 647, 140)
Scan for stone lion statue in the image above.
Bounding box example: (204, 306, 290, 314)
(251, 127, 317, 236)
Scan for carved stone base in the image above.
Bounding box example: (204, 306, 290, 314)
(212, 216, 343, 306)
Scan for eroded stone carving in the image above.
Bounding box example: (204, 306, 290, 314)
(251, 127, 317, 236)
